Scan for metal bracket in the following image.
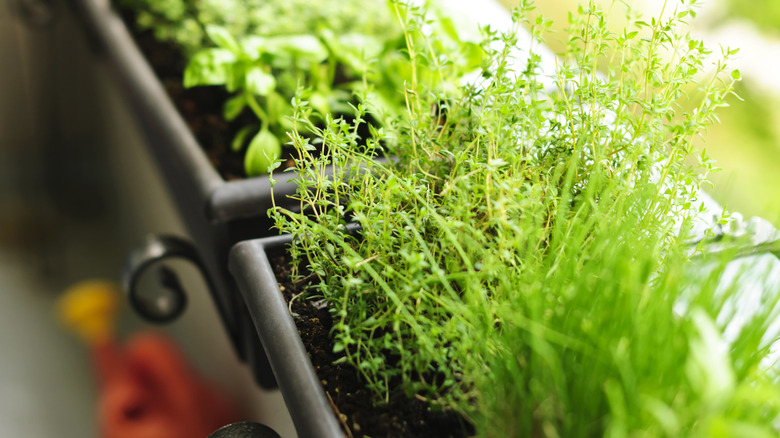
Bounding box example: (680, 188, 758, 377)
(121, 234, 212, 324)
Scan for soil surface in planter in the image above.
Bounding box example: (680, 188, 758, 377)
(269, 249, 472, 438)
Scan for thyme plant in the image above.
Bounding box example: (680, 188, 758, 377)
(273, 0, 780, 436)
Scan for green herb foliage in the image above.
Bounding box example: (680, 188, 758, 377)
(180, 3, 483, 176)
(719, 0, 780, 37)
(122, 0, 484, 176)
(119, 0, 398, 56)
(273, 0, 780, 435)
(121, 0, 401, 175)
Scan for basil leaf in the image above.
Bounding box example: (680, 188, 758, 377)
(231, 125, 255, 152)
(460, 42, 484, 72)
(266, 91, 291, 120)
(225, 62, 244, 92)
(244, 128, 281, 176)
(183, 48, 235, 87)
(205, 25, 241, 54)
(223, 94, 246, 121)
(245, 67, 276, 96)
(266, 35, 328, 62)
(241, 36, 268, 57)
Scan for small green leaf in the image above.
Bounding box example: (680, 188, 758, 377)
(266, 91, 292, 120)
(438, 17, 461, 43)
(309, 92, 330, 115)
(461, 42, 484, 71)
(245, 128, 281, 176)
(205, 25, 240, 54)
(183, 49, 234, 87)
(231, 125, 255, 151)
(241, 36, 268, 57)
(730, 69, 741, 80)
(226, 62, 245, 93)
(266, 35, 328, 62)
(245, 67, 276, 96)
(626, 31, 638, 40)
(223, 94, 246, 121)
(337, 33, 384, 60)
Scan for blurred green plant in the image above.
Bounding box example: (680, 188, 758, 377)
(720, 0, 780, 35)
(118, 0, 398, 56)
(120, 0, 482, 175)
(701, 81, 780, 223)
(499, 0, 780, 224)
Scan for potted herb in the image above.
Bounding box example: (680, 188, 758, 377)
(67, 0, 481, 384)
(229, 0, 780, 436)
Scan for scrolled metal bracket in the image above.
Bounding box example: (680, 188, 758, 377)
(121, 234, 212, 324)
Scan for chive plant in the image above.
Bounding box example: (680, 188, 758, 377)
(272, 0, 780, 436)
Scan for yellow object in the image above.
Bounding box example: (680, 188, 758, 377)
(57, 280, 120, 345)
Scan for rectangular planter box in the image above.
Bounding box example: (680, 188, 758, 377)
(229, 235, 343, 438)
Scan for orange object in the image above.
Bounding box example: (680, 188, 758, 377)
(58, 280, 241, 438)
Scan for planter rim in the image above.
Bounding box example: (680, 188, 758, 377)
(229, 235, 342, 438)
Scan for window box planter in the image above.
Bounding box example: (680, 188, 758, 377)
(65, 0, 302, 387)
(229, 235, 342, 438)
(228, 235, 472, 437)
(63, 0, 518, 389)
(68, 0, 300, 225)
(227, 227, 780, 437)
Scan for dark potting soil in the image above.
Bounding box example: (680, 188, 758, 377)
(269, 249, 473, 438)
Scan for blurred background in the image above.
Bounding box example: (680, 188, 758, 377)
(0, 0, 778, 436)
(499, 0, 780, 225)
(1, 0, 294, 436)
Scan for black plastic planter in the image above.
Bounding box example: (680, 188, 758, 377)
(67, 0, 302, 225)
(65, 0, 302, 387)
(229, 235, 343, 438)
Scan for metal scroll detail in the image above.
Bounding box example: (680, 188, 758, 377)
(121, 234, 212, 324)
